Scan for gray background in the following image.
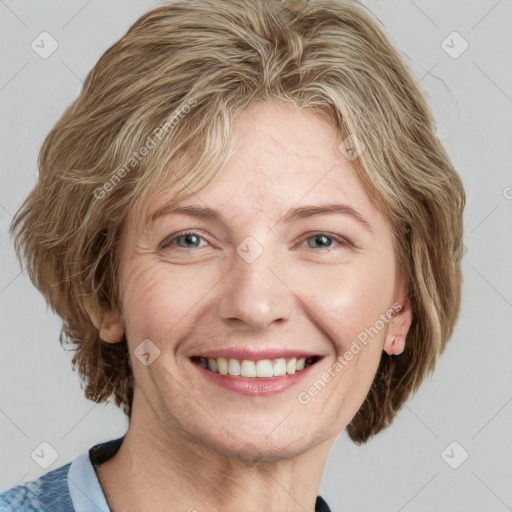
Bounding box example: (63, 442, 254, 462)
(1, 1, 511, 510)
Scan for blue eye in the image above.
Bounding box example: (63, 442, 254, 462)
(303, 233, 348, 250)
(161, 231, 351, 251)
(162, 232, 208, 249)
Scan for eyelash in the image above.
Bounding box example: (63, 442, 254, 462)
(160, 231, 352, 251)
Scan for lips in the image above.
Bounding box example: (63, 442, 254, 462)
(190, 352, 322, 395)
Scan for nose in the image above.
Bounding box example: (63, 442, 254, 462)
(216, 239, 294, 330)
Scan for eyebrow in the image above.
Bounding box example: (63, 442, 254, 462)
(145, 202, 374, 234)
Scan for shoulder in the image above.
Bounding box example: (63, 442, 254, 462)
(0, 462, 74, 512)
(0, 436, 124, 512)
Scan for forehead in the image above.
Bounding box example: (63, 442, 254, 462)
(198, 103, 373, 218)
(131, 100, 385, 234)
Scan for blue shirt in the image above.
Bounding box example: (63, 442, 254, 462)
(0, 436, 332, 511)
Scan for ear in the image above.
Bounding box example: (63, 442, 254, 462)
(383, 296, 413, 356)
(85, 298, 125, 343)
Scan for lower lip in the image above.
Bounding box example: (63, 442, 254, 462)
(192, 361, 318, 396)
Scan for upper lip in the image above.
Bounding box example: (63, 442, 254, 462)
(191, 347, 323, 361)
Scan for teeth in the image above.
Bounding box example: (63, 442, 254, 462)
(228, 358, 241, 376)
(217, 357, 228, 375)
(273, 358, 287, 376)
(208, 358, 218, 373)
(240, 360, 256, 377)
(256, 359, 274, 377)
(197, 356, 316, 377)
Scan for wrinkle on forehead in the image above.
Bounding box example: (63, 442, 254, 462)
(239, 101, 338, 160)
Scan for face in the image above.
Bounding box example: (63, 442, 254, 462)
(108, 100, 411, 461)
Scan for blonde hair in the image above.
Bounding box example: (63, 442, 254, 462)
(10, 0, 465, 443)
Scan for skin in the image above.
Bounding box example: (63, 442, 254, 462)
(88, 100, 412, 512)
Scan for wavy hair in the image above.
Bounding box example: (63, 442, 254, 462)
(10, 0, 465, 443)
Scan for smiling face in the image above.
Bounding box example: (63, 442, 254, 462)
(103, 100, 411, 461)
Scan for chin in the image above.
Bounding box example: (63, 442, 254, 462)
(190, 414, 328, 463)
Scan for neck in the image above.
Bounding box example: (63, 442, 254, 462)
(95, 392, 333, 512)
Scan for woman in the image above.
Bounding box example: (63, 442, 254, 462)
(0, 0, 465, 510)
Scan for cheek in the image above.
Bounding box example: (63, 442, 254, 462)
(120, 259, 218, 344)
(305, 255, 395, 418)
(301, 257, 395, 352)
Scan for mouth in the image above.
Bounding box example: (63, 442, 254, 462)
(190, 355, 322, 378)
